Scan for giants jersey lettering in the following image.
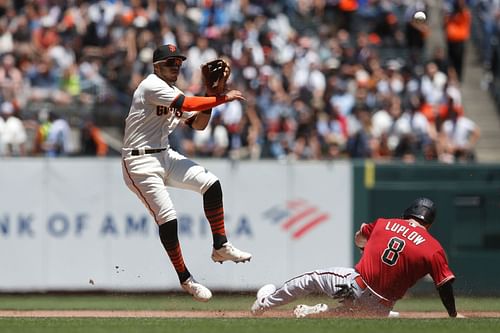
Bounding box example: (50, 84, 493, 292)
(354, 218, 455, 301)
(123, 74, 195, 149)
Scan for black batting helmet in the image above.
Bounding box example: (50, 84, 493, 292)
(402, 197, 436, 225)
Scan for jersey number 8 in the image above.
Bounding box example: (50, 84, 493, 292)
(381, 237, 405, 266)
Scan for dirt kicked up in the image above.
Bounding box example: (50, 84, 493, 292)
(0, 310, 499, 318)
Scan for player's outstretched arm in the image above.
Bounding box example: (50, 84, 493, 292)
(437, 280, 461, 317)
(183, 92, 245, 130)
(182, 92, 245, 112)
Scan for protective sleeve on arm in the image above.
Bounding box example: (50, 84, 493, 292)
(437, 280, 457, 317)
(182, 95, 227, 111)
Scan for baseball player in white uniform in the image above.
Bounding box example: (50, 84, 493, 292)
(121, 44, 252, 302)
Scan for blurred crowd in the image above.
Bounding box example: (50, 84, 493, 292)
(0, 0, 488, 162)
(471, 0, 500, 109)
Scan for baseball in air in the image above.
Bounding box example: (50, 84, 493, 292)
(413, 11, 426, 22)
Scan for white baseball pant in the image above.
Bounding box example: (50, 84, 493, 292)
(260, 267, 393, 315)
(122, 148, 218, 225)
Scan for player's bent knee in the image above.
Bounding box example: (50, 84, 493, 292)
(201, 175, 220, 195)
(157, 208, 177, 224)
(204, 180, 222, 199)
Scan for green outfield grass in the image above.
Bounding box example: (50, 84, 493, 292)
(1, 317, 500, 333)
(0, 294, 499, 333)
(0, 294, 499, 311)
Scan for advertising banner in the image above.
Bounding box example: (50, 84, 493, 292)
(0, 159, 352, 291)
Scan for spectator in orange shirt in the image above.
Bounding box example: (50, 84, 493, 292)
(444, 0, 471, 81)
(80, 119, 108, 157)
(337, 0, 358, 32)
(32, 17, 60, 53)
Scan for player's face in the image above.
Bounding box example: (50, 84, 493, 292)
(155, 57, 183, 83)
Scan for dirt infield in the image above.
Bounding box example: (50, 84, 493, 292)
(0, 310, 499, 318)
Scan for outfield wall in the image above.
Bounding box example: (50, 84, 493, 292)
(0, 159, 352, 291)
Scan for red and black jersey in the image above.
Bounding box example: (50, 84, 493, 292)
(354, 218, 455, 301)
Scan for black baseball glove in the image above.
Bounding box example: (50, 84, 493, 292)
(333, 284, 356, 301)
(201, 59, 230, 96)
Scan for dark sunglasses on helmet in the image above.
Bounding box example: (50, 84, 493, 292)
(162, 58, 183, 67)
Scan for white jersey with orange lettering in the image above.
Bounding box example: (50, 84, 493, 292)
(121, 73, 217, 223)
(122, 73, 195, 152)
